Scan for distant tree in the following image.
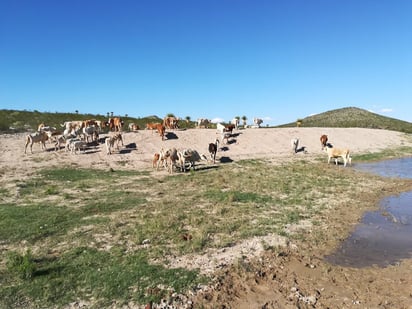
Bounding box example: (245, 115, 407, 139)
(296, 119, 303, 127)
(125, 114, 128, 118)
(185, 116, 191, 123)
(241, 115, 247, 127)
(110, 112, 114, 117)
(75, 110, 79, 114)
(107, 112, 110, 118)
(166, 113, 175, 118)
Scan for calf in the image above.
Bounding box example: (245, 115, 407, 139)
(53, 135, 67, 151)
(105, 133, 123, 155)
(69, 140, 88, 154)
(155, 148, 172, 171)
(152, 153, 161, 168)
(165, 148, 180, 173)
(24, 131, 48, 154)
(154, 148, 179, 173)
(324, 146, 352, 167)
(65, 137, 81, 152)
(208, 138, 219, 163)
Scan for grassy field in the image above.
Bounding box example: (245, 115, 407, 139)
(1, 146, 412, 308)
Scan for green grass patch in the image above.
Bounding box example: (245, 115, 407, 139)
(1, 247, 205, 308)
(0, 160, 409, 307)
(354, 146, 412, 162)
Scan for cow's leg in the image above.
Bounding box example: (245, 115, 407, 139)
(24, 139, 29, 154)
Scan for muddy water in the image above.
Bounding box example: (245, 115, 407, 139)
(325, 158, 412, 268)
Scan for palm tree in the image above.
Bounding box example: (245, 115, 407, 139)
(185, 116, 191, 123)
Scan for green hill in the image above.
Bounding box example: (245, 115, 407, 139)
(1, 107, 411, 134)
(278, 107, 412, 133)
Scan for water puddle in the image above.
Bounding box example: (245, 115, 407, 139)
(324, 158, 412, 268)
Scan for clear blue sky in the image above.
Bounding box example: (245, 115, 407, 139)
(1, 0, 411, 125)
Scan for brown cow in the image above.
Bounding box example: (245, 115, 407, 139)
(163, 116, 179, 130)
(108, 117, 124, 131)
(224, 124, 235, 133)
(320, 134, 328, 149)
(83, 119, 99, 128)
(146, 122, 161, 130)
(156, 124, 166, 140)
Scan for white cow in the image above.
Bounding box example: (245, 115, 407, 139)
(178, 149, 208, 172)
(82, 125, 99, 143)
(197, 118, 211, 128)
(69, 140, 88, 154)
(105, 133, 124, 155)
(324, 146, 352, 167)
(231, 118, 239, 130)
(24, 131, 49, 154)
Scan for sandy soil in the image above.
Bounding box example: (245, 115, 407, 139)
(2, 127, 412, 308)
(3, 127, 411, 174)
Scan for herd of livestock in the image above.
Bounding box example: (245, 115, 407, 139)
(23, 116, 352, 172)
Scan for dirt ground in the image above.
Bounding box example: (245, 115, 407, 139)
(2, 127, 412, 308)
